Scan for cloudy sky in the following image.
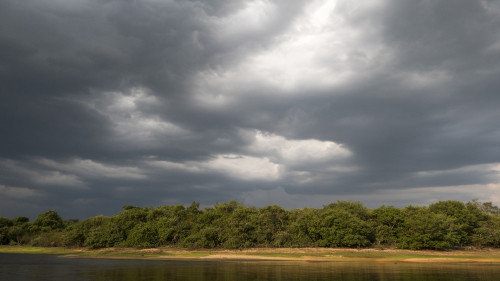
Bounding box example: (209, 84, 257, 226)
(2, 0, 500, 219)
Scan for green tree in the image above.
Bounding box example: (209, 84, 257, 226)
(429, 200, 488, 245)
(13, 217, 29, 225)
(84, 221, 125, 249)
(126, 222, 160, 248)
(324, 201, 372, 220)
(6, 200, 500, 250)
(156, 205, 190, 245)
(372, 205, 405, 246)
(472, 216, 500, 247)
(399, 206, 461, 250)
(33, 210, 64, 231)
(113, 206, 150, 234)
(254, 205, 289, 247)
(470, 199, 500, 216)
(64, 219, 79, 228)
(63, 216, 109, 247)
(317, 208, 374, 247)
(0, 227, 9, 245)
(31, 231, 65, 247)
(7, 225, 30, 245)
(287, 208, 321, 247)
(0, 217, 13, 228)
(222, 204, 257, 248)
(0, 217, 12, 245)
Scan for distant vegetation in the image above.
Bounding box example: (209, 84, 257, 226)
(1, 200, 500, 250)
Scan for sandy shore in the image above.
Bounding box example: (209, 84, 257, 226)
(3, 246, 500, 262)
(53, 247, 500, 263)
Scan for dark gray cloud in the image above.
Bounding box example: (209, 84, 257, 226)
(1, 0, 500, 219)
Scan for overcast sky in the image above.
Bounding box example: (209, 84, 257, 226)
(2, 0, 500, 219)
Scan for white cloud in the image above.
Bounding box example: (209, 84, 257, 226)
(204, 154, 281, 181)
(414, 163, 500, 181)
(191, 0, 388, 107)
(148, 129, 352, 183)
(243, 129, 351, 164)
(216, 0, 277, 41)
(401, 70, 452, 90)
(148, 154, 281, 181)
(0, 184, 41, 199)
(34, 171, 85, 187)
(382, 184, 500, 208)
(486, 183, 500, 204)
(410, 163, 500, 206)
(0, 159, 86, 188)
(38, 158, 147, 180)
(147, 160, 204, 174)
(0, 157, 147, 191)
(84, 87, 189, 146)
(242, 129, 356, 184)
(241, 183, 500, 209)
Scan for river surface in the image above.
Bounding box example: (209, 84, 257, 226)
(1, 253, 500, 281)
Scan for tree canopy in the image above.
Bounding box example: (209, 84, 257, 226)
(1, 200, 499, 250)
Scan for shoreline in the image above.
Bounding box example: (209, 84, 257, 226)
(2, 246, 500, 263)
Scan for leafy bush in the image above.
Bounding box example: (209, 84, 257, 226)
(33, 211, 64, 231)
(126, 222, 159, 248)
(3, 200, 500, 250)
(84, 222, 124, 249)
(398, 207, 461, 250)
(31, 231, 65, 247)
(317, 208, 374, 247)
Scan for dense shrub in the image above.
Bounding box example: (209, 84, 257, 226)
(84, 222, 125, 249)
(33, 211, 64, 231)
(2, 200, 500, 250)
(126, 222, 160, 248)
(398, 207, 461, 250)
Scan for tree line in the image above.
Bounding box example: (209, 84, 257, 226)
(1, 200, 500, 250)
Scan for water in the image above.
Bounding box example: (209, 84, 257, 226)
(1, 253, 500, 281)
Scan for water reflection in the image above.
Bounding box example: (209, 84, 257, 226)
(1, 253, 500, 281)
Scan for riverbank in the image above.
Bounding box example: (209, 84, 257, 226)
(2, 246, 500, 262)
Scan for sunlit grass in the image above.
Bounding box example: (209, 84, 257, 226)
(2, 246, 500, 261)
(0, 246, 75, 255)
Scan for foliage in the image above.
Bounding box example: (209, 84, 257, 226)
(372, 205, 405, 246)
(63, 215, 108, 247)
(30, 231, 65, 247)
(84, 221, 125, 249)
(286, 208, 319, 247)
(317, 206, 375, 247)
(126, 222, 159, 248)
(0, 217, 13, 228)
(471, 216, 500, 247)
(0, 227, 10, 245)
(1, 200, 500, 249)
(398, 206, 462, 249)
(13, 217, 29, 225)
(33, 211, 64, 231)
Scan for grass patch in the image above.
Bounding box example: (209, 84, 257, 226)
(0, 246, 75, 255)
(0, 246, 210, 258)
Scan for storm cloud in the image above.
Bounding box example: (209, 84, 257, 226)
(1, 0, 500, 219)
